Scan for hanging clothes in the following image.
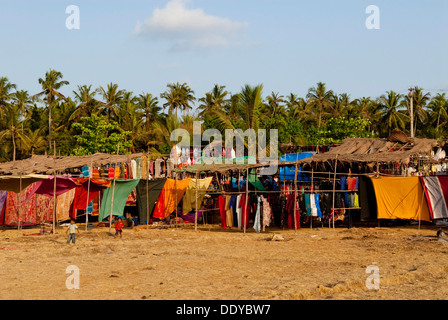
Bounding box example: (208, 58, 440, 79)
(135, 178, 167, 224)
(225, 195, 233, 228)
(182, 177, 213, 215)
(152, 178, 191, 220)
(261, 195, 272, 231)
(253, 196, 261, 233)
(236, 194, 242, 229)
(219, 195, 226, 229)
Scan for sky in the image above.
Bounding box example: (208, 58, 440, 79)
(1, 0, 447, 110)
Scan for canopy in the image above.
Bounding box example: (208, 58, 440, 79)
(0, 174, 50, 193)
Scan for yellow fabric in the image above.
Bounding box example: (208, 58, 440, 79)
(182, 177, 213, 214)
(370, 177, 431, 221)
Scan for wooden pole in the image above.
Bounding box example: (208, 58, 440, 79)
(332, 156, 338, 230)
(175, 171, 178, 228)
(146, 154, 150, 228)
(53, 142, 57, 234)
(293, 161, 299, 233)
(109, 143, 120, 234)
(85, 155, 93, 231)
(18, 171, 22, 235)
(194, 169, 199, 232)
(310, 167, 314, 229)
(244, 168, 249, 234)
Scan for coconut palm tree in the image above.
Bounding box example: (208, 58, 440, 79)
(12, 90, 32, 133)
(136, 92, 161, 132)
(239, 84, 264, 130)
(427, 93, 448, 138)
(0, 102, 30, 161)
(0, 77, 17, 124)
(306, 82, 334, 128)
(378, 90, 408, 136)
(98, 83, 124, 122)
(71, 84, 101, 121)
(404, 87, 430, 137)
(36, 69, 69, 151)
(160, 82, 196, 117)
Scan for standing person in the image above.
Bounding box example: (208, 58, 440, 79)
(114, 217, 124, 238)
(66, 219, 80, 244)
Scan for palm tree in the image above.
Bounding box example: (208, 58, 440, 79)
(306, 82, 334, 128)
(98, 83, 124, 122)
(239, 84, 264, 130)
(427, 93, 448, 138)
(263, 92, 286, 119)
(405, 87, 430, 137)
(36, 69, 69, 151)
(12, 90, 32, 133)
(0, 102, 30, 161)
(136, 92, 161, 132)
(160, 82, 196, 117)
(0, 77, 17, 122)
(71, 84, 101, 121)
(378, 90, 408, 136)
(198, 84, 229, 117)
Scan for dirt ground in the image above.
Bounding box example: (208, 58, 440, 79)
(0, 222, 447, 300)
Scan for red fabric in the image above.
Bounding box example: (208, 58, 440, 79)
(152, 189, 166, 219)
(239, 194, 250, 230)
(219, 195, 226, 229)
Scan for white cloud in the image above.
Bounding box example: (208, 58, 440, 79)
(134, 0, 248, 50)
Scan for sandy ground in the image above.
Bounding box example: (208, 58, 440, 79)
(0, 222, 447, 300)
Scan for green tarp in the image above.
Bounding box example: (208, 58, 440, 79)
(99, 179, 140, 221)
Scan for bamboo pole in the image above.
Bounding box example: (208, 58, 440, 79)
(194, 169, 199, 232)
(85, 155, 93, 232)
(293, 161, 299, 233)
(146, 152, 150, 228)
(53, 142, 57, 234)
(310, 167, 314, 230)
(175, 171, 178, 228)
(331, 155, 338, 230)
(244, 168, 249, 234)
(108, 143, 120, 234)
(17, 170, 22, 235)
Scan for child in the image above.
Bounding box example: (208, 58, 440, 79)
(114, 217, 124, 238)
(66, 219, 80, 244)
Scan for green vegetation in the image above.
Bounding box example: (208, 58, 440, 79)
(1, 70, 446, 162)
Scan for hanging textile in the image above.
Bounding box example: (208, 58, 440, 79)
(253, 197, 261, 233)
(261, 195, 272, 231)
(420, 176, 448, 220)
(236, 194, 242, 229)
(24, 176, 77, 202)
(0, 174, 50, 193)
(370, 177, 431, 221)
(70, 179, 109, 218)
(35, 194, 54, 224)
(56, 188, 75, 221)
(99, 179, 140, 221)
(135, 178, 167, 223)
(182, 177, 213, 215)
(0, 191, 8, 225)
(218, 195, 226, 229)
(359, 175, 377, 221)
(4, 184, 37, 226)
(225, 195, 233, 228)
(152, 178, 191, 220)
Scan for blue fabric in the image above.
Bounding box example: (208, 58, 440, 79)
(279, 152, 315, 181)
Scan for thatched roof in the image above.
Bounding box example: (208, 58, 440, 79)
(297, 135, 441, 165)
(0, 153, 146, 175)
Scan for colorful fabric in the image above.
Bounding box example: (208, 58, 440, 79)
(370, 177, 431, 221)
(420, 176, 448, 220)
(153, 178, 191, 220)
(4, 184, 37, 226)
(182, 177, 213, 215)
(56, 188, 75, 221)
(0, 174, 50, 193)
(24, 176, 77, 203)
(99, 179, 140, 221)
(0, 191, 8, 225)
(135, 179, 167, 223)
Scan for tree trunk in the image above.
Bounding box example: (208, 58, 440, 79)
(12, 128, 16, 162)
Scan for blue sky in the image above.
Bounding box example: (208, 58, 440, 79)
(1, 0, 447, 109)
